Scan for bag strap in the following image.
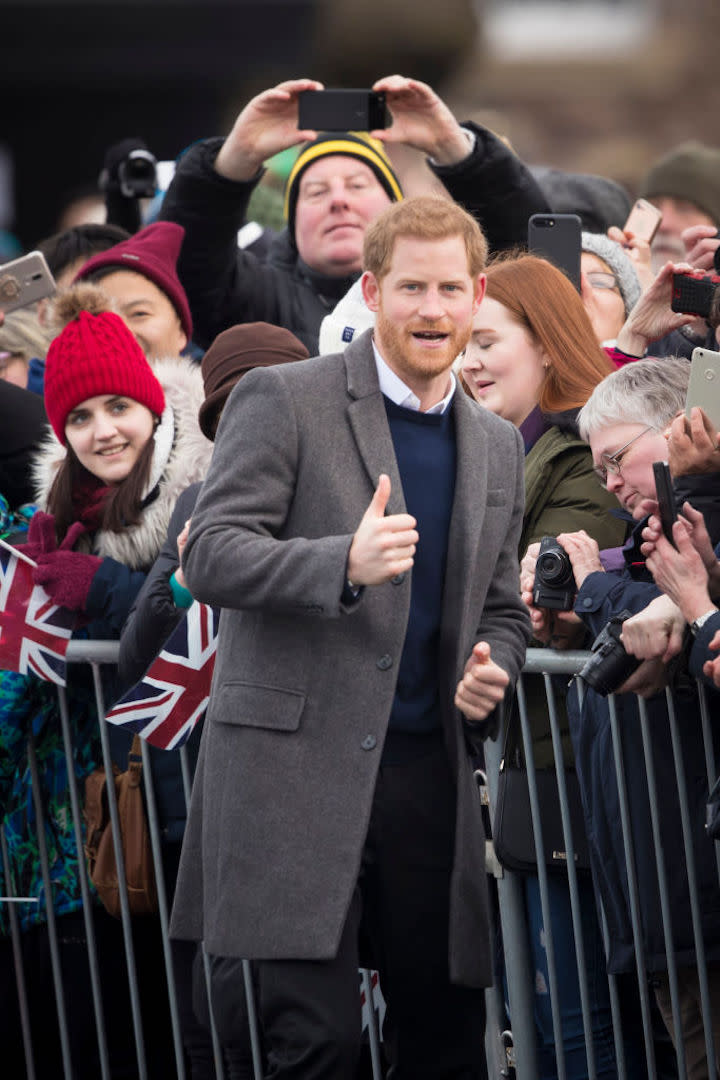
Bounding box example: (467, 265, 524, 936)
(127, 734, 143, 788)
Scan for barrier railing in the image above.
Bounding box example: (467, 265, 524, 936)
(1, 643, 718, 1078)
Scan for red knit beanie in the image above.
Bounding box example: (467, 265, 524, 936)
(73, 222, 193, 341)
(45, 309, 166, 441)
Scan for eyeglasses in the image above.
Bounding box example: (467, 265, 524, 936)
(586, 271, 620, 293)
(593, 426, 655, 484)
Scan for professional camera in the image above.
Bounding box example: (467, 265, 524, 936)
(116, 150, 157, 199)
(98, 140, 158, 200)
(532, 535, 576, 611)
(671, 239, 720, 325)
(579, 609, 641, 696)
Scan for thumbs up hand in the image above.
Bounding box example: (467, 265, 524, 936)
(455, 642, 510, 724)
(346, 474, 418, 586)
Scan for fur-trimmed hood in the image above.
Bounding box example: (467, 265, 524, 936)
(33, 357, 213, 570)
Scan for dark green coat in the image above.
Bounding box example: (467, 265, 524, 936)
(521, 424, 625, 559)
(519, 422, 626, 768)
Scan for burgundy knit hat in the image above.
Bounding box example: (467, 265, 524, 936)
(199, 322, 309, 439)
(73, 222, 193, 341)
(45, 309, 166, 441)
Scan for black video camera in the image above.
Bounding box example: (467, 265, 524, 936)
(532, 536, 576, 611)
(579, 609, 641, 696)
(671, 240, 720, 325)
(99, 140, 158, 201)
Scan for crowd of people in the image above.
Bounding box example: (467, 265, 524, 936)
(1, 71, 720, 1080)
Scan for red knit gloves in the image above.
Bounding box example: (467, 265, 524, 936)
(18, 512, 102, 612)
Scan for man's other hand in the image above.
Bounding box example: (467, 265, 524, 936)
(455, 642, 510, 724)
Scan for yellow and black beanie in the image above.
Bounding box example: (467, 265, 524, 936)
(284, 132, 403, 247)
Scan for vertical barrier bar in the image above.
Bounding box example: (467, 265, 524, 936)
(696, 680, 720, 885)
(484, 697, 539, 1080)
(179, 746, 225, 1078)
(56, 683, 112, 1080)
(515, 674, 567, 1080)
(26, 731, 74, 1079)
(1, 824, 37, 1080)
(91, 664, 148, 1080)
(139, 741, 187, 1080)
(362, 968, 384, 1080)
(607, 693, 658, 1075)
(242, 959, 264, 1080)
(637, 695, 687, 1078)
(666, 688, 718, 1076)
(543, 673, 597, 1079)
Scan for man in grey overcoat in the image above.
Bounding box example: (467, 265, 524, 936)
(172, 195, 531, 1078)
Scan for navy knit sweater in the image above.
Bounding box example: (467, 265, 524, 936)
(383, 396, 457, 741)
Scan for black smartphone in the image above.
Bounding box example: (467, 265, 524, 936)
(527, 213, 582, 291)
(652, 461, 677, 544)
(297, 89, 389, 132)
(0, 251, 56, 313)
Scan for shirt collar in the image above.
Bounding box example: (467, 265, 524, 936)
(372, 340, 455, 415)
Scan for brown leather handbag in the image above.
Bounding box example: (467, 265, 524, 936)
(84, 734, 157, 917)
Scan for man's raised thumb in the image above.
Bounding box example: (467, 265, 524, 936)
(473, 641, 491, 664)
(368, 473, 391, 517)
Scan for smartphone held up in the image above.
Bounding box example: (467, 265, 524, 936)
(527, 213, 581, 291)
(622, 198, 662, 245)
(0, 251, 56, 315)
(297, 89, 390, 132)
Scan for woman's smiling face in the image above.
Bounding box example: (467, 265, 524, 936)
(64, 394, 155, 484)
(461, 296, 546, 427)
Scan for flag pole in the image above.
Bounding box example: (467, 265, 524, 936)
(0, 536, 37, 569)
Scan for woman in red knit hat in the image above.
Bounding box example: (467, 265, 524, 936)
(0, 282, 212, 1079)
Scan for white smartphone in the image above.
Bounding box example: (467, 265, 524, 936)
(686, 347, 720, 431)
(0, 251, 56, 313)
(623, 198, 662, 245)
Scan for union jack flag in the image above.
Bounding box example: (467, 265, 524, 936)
(105, 601, 218, 750)
(0, 546, 74, 686)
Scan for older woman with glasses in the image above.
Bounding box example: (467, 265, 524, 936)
(523, 356, 720, 1079)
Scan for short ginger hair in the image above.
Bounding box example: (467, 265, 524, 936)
(362, 195, 488, 281)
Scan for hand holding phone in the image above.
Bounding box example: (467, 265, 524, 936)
(0, 252, 56, 314)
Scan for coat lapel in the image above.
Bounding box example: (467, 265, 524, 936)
(344, 332, 407, 515)
(441, 392, 489, 652)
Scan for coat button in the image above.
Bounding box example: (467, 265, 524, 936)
(361, 735, 377, 751)
(582, 597, 593, 608)
(376, 654, 393, 670)
(391, 573, 405, 585)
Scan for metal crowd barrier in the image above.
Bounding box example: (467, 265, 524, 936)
(1, 643, 718, 1078)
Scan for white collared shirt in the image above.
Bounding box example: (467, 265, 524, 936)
(372, 340, 456, 416)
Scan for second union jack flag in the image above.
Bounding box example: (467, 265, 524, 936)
(105, 601, 218, 750)
(0, 546, 75, 686)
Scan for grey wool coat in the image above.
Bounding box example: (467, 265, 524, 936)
(171, 329, 531, 988)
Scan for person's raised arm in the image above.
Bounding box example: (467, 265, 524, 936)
(214, 78, 324, 182)
(371, 74, 549, 252)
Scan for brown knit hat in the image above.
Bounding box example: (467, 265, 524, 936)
(199, 322, 309, 440)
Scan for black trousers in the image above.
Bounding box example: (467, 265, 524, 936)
(255, 735, 489, 1079)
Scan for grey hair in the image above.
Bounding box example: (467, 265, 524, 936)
(578, 356, 691, 440)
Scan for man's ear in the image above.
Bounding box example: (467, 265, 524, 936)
(361, 271, 380, 313)
(473, 273, 487, 314)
